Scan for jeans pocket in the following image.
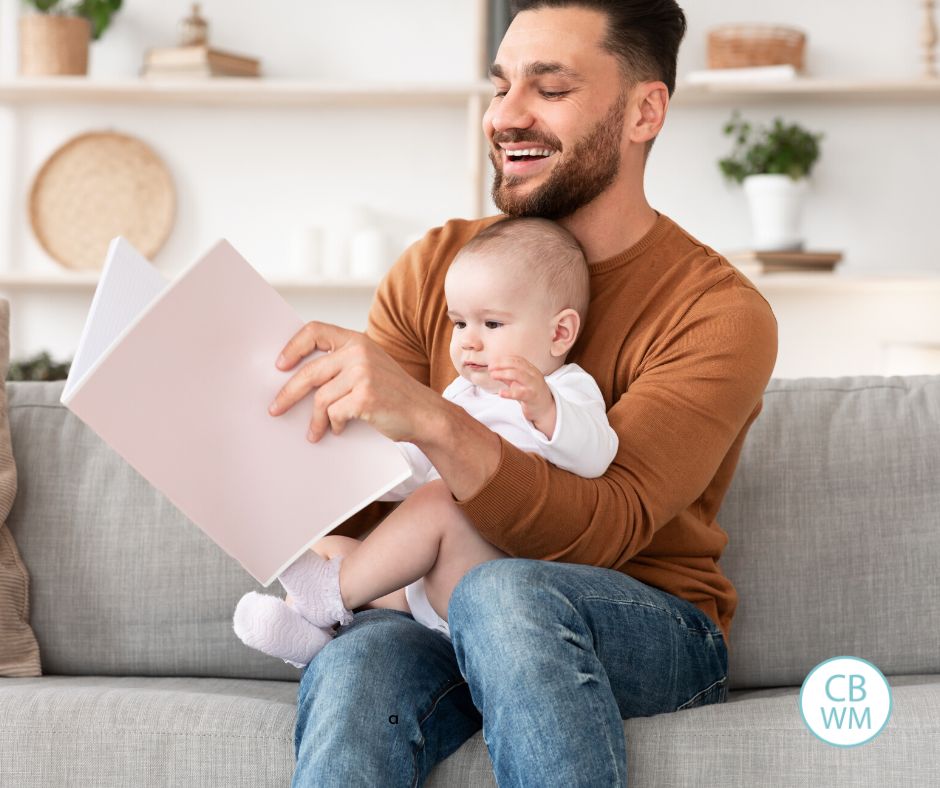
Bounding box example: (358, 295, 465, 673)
(676, 673, 728, 711)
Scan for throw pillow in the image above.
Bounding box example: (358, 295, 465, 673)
(0, 297, 41, 676)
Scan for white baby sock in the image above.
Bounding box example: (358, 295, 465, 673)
(277, 551, 355, 628)
(232, 591, 334, 668)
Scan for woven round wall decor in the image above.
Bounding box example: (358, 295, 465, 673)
(28, 130, 176, 270)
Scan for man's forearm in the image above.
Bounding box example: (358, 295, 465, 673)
(416, 398, 502, 502)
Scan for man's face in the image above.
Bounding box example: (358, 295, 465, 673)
(445, 254, 557, 393)
(484, 7, 628, 220)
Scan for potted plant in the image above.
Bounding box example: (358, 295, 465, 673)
(19, 0, 123, 77)
(718, 111, 824, 251)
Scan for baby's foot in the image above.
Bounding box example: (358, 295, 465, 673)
(277, 551, 355, 628)
(233, 591, 334, 668)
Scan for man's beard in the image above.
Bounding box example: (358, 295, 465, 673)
(489, 94, 626, 220)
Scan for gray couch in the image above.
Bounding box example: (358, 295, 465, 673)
(1, 376, 938, 786)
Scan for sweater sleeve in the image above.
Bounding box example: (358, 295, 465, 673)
(455, 277, 778, 566)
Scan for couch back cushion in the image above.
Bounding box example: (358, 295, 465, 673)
(8, 376, 940, 686)
(7, 379, 297, 680)
(719, 375, 940, 689)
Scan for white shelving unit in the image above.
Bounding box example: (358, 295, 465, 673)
(1, 67, 939, 373)
(1, 76, 939, 289)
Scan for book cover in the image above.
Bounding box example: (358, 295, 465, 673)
(145, 45, 260, 70)
(61, 237, 411, 586)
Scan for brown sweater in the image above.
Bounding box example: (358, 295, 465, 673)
(336, 211, 778, 648)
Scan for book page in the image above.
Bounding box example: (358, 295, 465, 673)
(63, 237, 168, 403)
(62, 238, 411, 586)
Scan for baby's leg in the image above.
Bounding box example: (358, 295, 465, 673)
(281, 480, 504, 627)
(336, 479, 504, 613)
(417, 487, 509, 622)
(300, 535, 409, 614)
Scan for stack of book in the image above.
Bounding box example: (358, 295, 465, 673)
(141, 45, 261, 79)
(726, 250, 843, 276)
(684, 64, 799, 85)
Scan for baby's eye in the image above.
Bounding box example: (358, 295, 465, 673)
(484, 321, 502, 329)
(453, 321, 466, 329)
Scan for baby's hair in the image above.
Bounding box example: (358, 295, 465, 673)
(454, 217, 590, 321)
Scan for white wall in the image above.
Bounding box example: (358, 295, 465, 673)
(1, 0, 939, 369)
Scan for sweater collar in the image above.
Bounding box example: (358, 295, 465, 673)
(586, 211, 672, 275)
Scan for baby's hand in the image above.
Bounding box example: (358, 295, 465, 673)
(488, 356, 556, 439)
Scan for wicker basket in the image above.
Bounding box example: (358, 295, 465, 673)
(19, 14, 91, 76)
(707, 25, 806, 71)
(28, 131, 176, 270)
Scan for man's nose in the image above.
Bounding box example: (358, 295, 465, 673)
(486, 87, 535, 134)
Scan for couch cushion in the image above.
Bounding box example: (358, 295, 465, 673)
(6, 379, 297, 681)
(3, 674, 935, 786)
(718, 376, 940, 689)
(0, 299, 42, 677)
(0, 675, 297, 786)
(425, 674, 940, 787)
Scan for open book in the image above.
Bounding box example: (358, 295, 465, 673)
(61, 237, 411, 586)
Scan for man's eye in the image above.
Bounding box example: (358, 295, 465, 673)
(484, 321, 502, 329)
(493, 90, 507, 98)
(541, 90, 568, 99)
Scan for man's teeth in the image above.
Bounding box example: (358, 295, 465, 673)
(506, 148, 553, 158)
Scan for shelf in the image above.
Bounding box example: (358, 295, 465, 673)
(673, 78, 940, 105)
(743, 272, 940, 293)
(4, 268, 940, 296)
(0, 270, 380, 292)
(1, 76, 938, 108)
(0, 77, 495, 107)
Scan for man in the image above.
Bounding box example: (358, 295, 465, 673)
(271, 1, 777, 785)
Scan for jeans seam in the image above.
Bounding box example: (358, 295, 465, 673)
(575, 594, 724, 640)
(676, 674, 728, 711)
(410, 679, 470, 788)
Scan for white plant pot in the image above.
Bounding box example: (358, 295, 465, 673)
(742, 174, 808, 251)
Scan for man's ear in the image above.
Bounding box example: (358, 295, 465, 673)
(550, 308, 580, 358)
(627, 80, 668, 145)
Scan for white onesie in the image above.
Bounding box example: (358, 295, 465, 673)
(379, 362, 619, 638)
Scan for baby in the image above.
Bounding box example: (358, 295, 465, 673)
(233, 216, 619, 667)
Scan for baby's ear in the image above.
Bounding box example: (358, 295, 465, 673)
(550, 308, 580, 358)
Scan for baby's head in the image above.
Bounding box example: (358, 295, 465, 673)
(444, 217, 589, 392)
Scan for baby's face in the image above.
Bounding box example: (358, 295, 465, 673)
(444, 254, 558, 393)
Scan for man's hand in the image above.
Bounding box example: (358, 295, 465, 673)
(267, 321, 439, 444)
(488, 356, 557, 439)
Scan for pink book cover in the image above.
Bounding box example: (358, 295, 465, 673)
(60, 237, 411, 586)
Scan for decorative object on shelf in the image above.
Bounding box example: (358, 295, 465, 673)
(19, 0, 123, 76)
(719, 111, 823, 251)
(923, 0, 938, 78)
(726, 250, 843, 276)
(178, 3, 208, 47)
(6, 350, 71, 381)
(28, 130, 175, 270)
(707, 25, 806, 73)
(141, 46, 261, 79)
(142, 4, 260, 79)
(348, 225, 388, 280)
(685, 64, 797, 85)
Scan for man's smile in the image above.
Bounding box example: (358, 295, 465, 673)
(498, 143, 558, 176)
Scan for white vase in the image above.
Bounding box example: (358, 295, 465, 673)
(742, 174, 808, 251)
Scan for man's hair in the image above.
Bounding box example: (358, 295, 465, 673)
(508, 0, 687, 98)
(455, 217, 590, 323)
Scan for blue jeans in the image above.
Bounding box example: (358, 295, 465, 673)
(292, 558, 729, 787)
